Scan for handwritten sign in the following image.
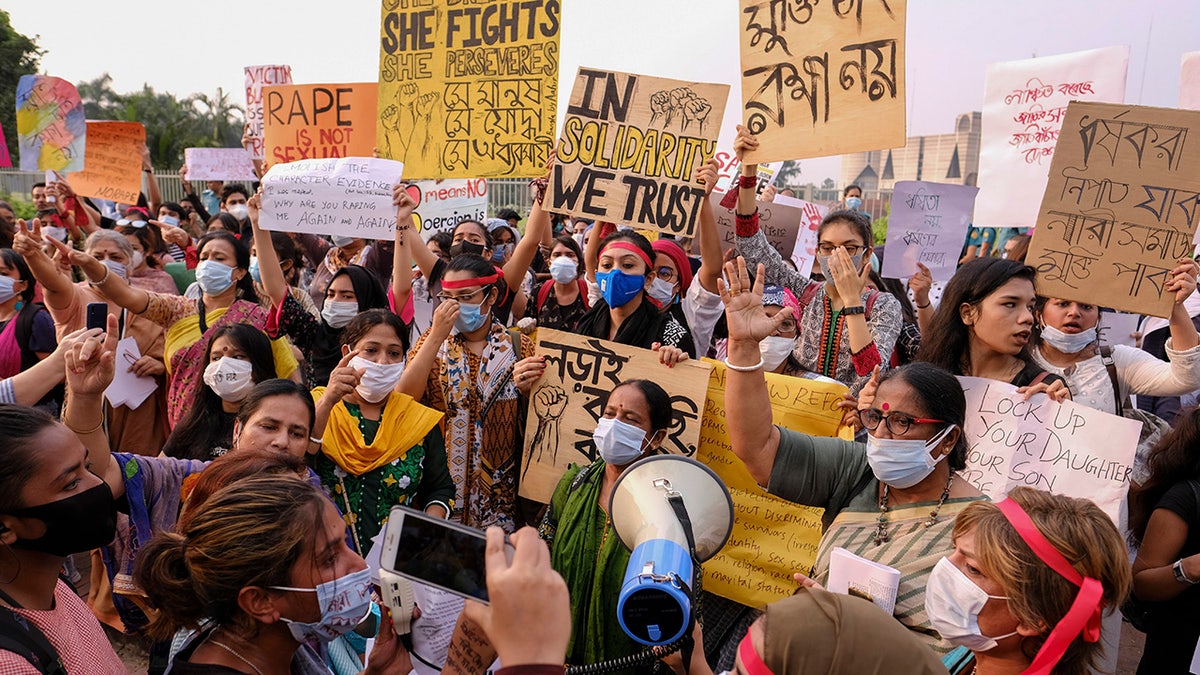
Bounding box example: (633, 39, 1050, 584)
(880, 181, 978, 281)
(975, 47, 1129, 229)
(1025, 102, 1200, 318)
(244, 64, 293, 160)
(0, 122, 11, 168)
(377, 0, 560, 178)
(548, 68, 729, 237)
(518, 329, 713, 503)
(263, 83, 377, 166)
(773, 194, 826, 278)
(259, 157, 405, 239)
(1182, 51, 1200, 111)
(399, 179, 489, 239)
(738, 0, 906, 163)
(696, 360, 844, 608)
(184, 148, 259, 181)
(712, 148, 781, 194)
(68, 122, 145, 205)
(15, 75, 86, 172)
(705, 193, 802, 265)
(957, 376, 1139, 523)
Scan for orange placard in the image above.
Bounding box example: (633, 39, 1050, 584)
(262, 82, 378, 167)
(68, 121, 145, 204)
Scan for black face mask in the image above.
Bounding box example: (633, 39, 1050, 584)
(9, 481, 117, 557)
(449, 241, 486, 259)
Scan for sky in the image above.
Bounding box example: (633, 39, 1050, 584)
(7, 0, 1198, 184)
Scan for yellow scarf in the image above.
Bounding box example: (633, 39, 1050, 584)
(312, 388, 443, 475)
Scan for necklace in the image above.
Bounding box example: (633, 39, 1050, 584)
(875, 473, 955, 546)
(208, 637, 265, 675)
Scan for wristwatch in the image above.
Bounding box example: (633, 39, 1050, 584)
(841, 304, 865, 316)
(1173, 559, 1197, 584)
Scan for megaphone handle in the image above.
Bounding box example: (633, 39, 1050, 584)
(667, 493, 698, 560)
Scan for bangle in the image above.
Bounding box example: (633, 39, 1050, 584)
(309, 436, 323, 445)
(426, 500, 452, 519)
(916, 301, 931, 309)
(92, 264, 111, 286)
(737, 174, 758, 189)
(63, 416, 104, 435)
(724, 356, 765, 372)
(1174, 559, 1197, 585)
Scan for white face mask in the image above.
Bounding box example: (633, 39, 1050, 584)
(1040, 324, 1097, 354)
(647, 277, 677, 305)
(322, 300, 360, 329)
(549, 256, 579, 284)
(0, 276, 18, 303)
(131, 251, 145, 270)
(926, 557, 1017, 651)
(102, 259, 127, 281)
(271, 567, 373, 643)
(593, 417, 650, 466)
(350, 355, 404, 403)
(865, 424, 955, 489)
(226, 203, 249, 221)
(203, 357, 255, 402)
(759, 335, 795, 371)
(331, 234, 356, 248)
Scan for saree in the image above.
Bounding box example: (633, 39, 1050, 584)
(163, 299, 266, 427)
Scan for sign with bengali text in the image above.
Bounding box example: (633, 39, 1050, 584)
(263, 82, 378, 166)
(259, 157, 405, 239)
(68, 122, 145, 205)
(880, 180, 978, 281)
(704, 193, 802, 265)
(244, 64, 294, 160)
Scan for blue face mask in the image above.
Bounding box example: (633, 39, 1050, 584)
(596, 269, 645, 308)
(248, 256, 261, 284)
(491, 243, 514, 264)
(846, 196, 863, 211)
(455, 299, 490, 333)
(195, 260, 236, 295)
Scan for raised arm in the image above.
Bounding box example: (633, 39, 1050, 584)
(1, 330, 82, 405)
(392, 188, 419, 309)
(62, 314, 126, 500)
(501, 198, 547, 290)
(584, 221, 611, 284)
(247, 190, 288, 308)
(397, 302, 458, 401)
(1168, 260, 1200, 351)
(694, 159, 722, 294)
(48, 235, 151, 314)
(141, 144, 162, 215)
(11, 219, 78, 310)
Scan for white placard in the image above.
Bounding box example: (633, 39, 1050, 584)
(408, 179, 489, 240)
(777, 194, 826, 279)
(184, 148, 259, 181)
(1099, 312, 1141, 349)
(104, 338, 157, 409)
(881, 181, 978, 282)
(974, 46, 1129, 229)
(259, 157, 405, 239)
(244, 64, 293, 160)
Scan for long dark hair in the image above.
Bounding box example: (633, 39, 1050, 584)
(0, 404, 56, 512)
(916, 257, 1036, 375)
(1129, 408, 1200, 545)
(870, 269, 916, 324)
(235, 379, 315, 435)
(605, 379, 673, 434)
(196, 231, 258, 304)
(875, 362, 969, 470)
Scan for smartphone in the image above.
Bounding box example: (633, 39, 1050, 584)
(160, 215, 180, 227)
(86, 303, 107, 332)
(44, 170, 58, 203)
(379, 506, 508, 604)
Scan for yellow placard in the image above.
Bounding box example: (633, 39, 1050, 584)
(68, 121, 145, 205)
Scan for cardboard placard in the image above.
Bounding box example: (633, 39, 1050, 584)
(15, 75, 86, 173)
(377, 0, 560, 178)
(880, 181, 978, 281)
(68, 122, 146, 205)
(263, 82, 378, 166)
(1025, 101, 1200, 318)
(705, 193, 802, 265)
(259, 157, 405, 239)
(518, 329, 713, 503)
(244, 64, 293, 160)
(548, 68, 729, 237)
(696, 360, 845, 608)
(399, 179, 490, 239)
(184, 148, 259, 181)
(1182, 51, 1200, 111)
(712, 148, 781, 194)
(957, 376, 1139, 523)
(738, 0, 906, 163)
(974, 47, 1129, 229)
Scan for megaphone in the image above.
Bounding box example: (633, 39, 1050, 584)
(609, 455, 734, 646)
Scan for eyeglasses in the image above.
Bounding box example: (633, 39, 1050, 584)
(772, 319, 797, 335)
(817, 244, 867, 256)
(858, 408, 945, 436)
(436, 286, 490, 303)
(117, 219, 148, 228)
(655, 266, 677, 281)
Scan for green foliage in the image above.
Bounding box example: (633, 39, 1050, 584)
(871, 204, 890, 245)
(2, 194, 37, 219)
(775, 160, 802, 187)
(0, 11, 43, 165)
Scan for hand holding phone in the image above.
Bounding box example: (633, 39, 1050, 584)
(379, 506, 504, 604)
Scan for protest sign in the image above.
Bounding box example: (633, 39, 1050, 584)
(518, 329, 713, 503)
(776, 194, 826, 278)
(258, 157, 405, 239)
(377, 0, 560, 178)
(975, 47, 1128, 229)
(738, 0, 905, 163)
(184, 148, 259, 181)
(1098, 311, 1140, 349)
(957, 376, 1139, 523)
(244, 64, 293, 160)
(548, 68, 729, 237)
(880, 181, 978, 281)
(15, 75, 86, 173)
(398, 179, 489, 238)
(696, 359, 844, 608)
(1182, 51, 1200, 111)
(712, 148, 781, 194)
(68, 122, 145, 205)
(705, 193, 802, 263)
(0, 122, 10, 168)
(1025, 102, 1200, 318)
(263, 83, 377, 166)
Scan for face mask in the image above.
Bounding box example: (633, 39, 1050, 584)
(449, 240, 485, 259)
(647, 277, 677, 306)
(320, 300, 359, 329)
(926, 557, 1017, 651)
(9, 482, 118, 557)
(549, 256, 579, 284)
(760, 335, 795, 371)
(43, 225, 68, 243)
(865, 424, 955, 489)
(131, 251, 145, 270)
(596, 269, 645, 308)
(593, 417, 650, 466)
(573, 233, 586, 248)
(160, 215, 180, 227)
(226, 203, 249, 221)
(846, 196, 863, 211)
(248, 256, 261, 283)
(331, 234, 356, 248)
(491, 243, 514, 263)
(195, 260, 236, 295)
(817, 252, 865, 280)
(102, 259, 127, 281)
(349, 355, 405, 403)
(271, 567, 373, 643)
(1040, 324, 1097, 354)
(455, 300, 490, 333)
(0, 276, 18, 303)
(203, 357, 255, 402)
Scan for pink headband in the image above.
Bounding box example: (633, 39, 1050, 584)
(601, 241, 653, 270)
(441, 272, 499, 290)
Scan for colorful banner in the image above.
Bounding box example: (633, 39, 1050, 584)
(259, 157, 405, 239)
(548, 67, 729, 237)
(15, 75, 86, 173)
(738, 0, 906, 163)
(880, 181, 978, 281)
(974, 47, 1129, 229)
(377, 0, 560, 178)
(244, 64, 293, 160)
(712, 148, 781, 194)
(263, 82, 378, 166)
(399, 179, 489, 239)
(67, 122, 146, 205)
(1025, 102, 1200, 318)
(184, 148, 259, 181)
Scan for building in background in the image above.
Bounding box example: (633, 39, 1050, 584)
(840, 111, 982, 200)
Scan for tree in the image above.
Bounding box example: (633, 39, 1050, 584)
(0, 11, 43, 165)
(821, 177, 836, 190)
(775, 159, 802, 187)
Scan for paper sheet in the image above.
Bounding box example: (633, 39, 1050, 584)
(409, 584, 465, 675)
(104, 338, 157, 409)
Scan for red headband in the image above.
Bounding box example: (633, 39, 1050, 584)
(601, 241, 653, 270)
(441, 272, 499, 290)
(737, 632, 774, 675)
(996, 498, 1105, 675)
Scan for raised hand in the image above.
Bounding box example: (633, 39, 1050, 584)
(12, 219, 45, 258)
(1167, 258, 1200, 304)
(65, 314, 118, 396)
(826, 246, 867, 305)
(513, 355, 547, 396)
(733, 124, 759, 162)
(719, 257, 793, 343)
(323, 349, 365, 403)
(694, 158, 720, 197)
(45, 233, 106, 282)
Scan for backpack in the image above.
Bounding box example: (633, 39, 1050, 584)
(535, 278, 590, 315)
(0, 608, 68, 675)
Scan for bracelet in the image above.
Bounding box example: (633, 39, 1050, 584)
(916, 301, 931, 309)
(63, 416, 104, 435)
(1173, 559, 1197, 585)
(91, 264, 111, 286)
(737, 174, 758, 189)
(309, 436, 323, 445)
(724, 357, 765, 372)
(426, 500, 452, 519)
